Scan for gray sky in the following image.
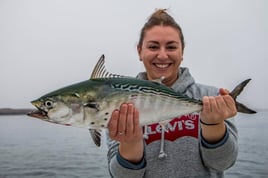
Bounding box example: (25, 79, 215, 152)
(0, 0, 267, 110)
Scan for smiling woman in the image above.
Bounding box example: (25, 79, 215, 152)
(137, 9, 185, 87)
(138, 26, 183, 87)
(106, 9, 251, 178)
(0, 0, 265, 177)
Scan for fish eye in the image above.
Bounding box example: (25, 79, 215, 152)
(44, 100, 54, 109)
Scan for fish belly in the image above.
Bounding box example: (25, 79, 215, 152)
(131, 94, 202, 126)
(82, 93, 202, 129)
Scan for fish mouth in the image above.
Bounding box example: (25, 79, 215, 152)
(27, 109, 69, 125)
(28, 100, 48, 119)
(27, 109, 48, 119)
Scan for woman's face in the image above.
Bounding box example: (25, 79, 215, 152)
(138, 25, 184, 87)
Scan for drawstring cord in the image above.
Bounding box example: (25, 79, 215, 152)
(158, 122, 167, 159)
(143, 122, 168, 159)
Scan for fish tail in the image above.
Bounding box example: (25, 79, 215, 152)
(230, 79, 257, 114)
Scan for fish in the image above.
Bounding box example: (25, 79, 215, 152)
(27, 55, 257, 146)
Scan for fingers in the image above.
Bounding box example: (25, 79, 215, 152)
(203, 96, 211, 113)
(117, 104, 128, 135)
(108, 104, 128, 138)
(219, 88, 237, 116)
(108, 109, 119, 138)
(133, 107, 140, 134)
(222, 95, 237, 116)
(202, 93, 237, 123)
(203, 96, 224, 114)
(108, 103, 142, 142)
(125, 104, 134, 137)
(219, 88, 229, 95)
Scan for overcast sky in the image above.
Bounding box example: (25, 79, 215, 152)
(0, 0, 267, 110)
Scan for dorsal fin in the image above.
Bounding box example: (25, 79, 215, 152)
(90, 55, 125, 79)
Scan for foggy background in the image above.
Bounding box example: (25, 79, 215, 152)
(0, 0, 267, 110)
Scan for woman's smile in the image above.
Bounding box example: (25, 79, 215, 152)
(153, 63, 172, 69)
(138, 25, 183, 86)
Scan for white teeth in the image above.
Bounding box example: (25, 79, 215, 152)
(155, 64, 169, 68)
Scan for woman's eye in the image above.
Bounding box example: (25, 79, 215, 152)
(166, 46, 177, 50)
(148, 45, 158, 50)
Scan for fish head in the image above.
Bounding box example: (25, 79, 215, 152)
(27, 78, 113, 129)
(28, 95, 84, 126)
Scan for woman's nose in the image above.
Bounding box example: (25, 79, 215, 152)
(157, 47, 168, 59)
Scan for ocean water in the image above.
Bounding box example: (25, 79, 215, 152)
(0, 111, 267, 178)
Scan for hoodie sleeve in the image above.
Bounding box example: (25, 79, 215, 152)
(200, 119, 238, 171)
(186, 82, 238, 171)
(106, 131, 146, 178)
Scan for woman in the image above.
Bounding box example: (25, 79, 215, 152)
(106, 9, 237, 178)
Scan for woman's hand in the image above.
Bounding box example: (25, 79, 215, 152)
(108, 103, 144, 163)
(201, 88, 237, 124)
(200, 88, 237, 143)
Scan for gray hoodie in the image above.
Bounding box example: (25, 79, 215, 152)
(106, 67, 238, 178)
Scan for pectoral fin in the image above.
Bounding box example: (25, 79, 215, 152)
(84, 102, 100, 111)
(89, 129, 101, 147)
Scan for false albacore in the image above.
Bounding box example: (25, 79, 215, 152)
(28, 55, 256, 146)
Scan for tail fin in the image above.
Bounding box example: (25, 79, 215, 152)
(230, 79, 257, 114)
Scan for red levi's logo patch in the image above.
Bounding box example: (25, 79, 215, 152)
(143, 114, 200, 145)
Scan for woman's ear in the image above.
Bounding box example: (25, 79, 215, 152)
(137, 45, 142, 61)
